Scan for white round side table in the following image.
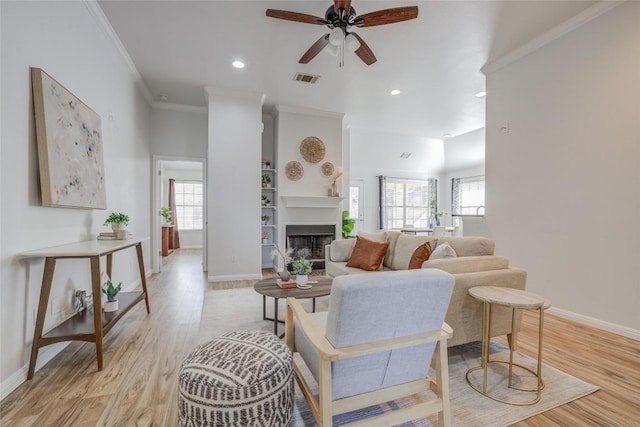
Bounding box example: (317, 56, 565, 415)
(466, 286, 551, 405)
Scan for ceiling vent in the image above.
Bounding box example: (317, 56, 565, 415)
(293, 72, 320, 84)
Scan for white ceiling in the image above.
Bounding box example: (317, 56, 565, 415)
(98, 0, 596, 139)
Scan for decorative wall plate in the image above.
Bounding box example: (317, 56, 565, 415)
(285, 161, 304, 181)
(300, 136, 325, 164)
(321, 162, 334, 177)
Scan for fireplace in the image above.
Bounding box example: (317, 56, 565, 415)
(286, 224, 335, 270)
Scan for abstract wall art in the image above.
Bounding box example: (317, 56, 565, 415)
(31, 68, 106, 209)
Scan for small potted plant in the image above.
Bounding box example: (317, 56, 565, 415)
(102, 279, 122, 312)
(104, 212, 130, 239)
(262, 159, 272, 169)
(261, 174, 271, 188)
(261, 195, 270, 206)
(262, 231, 270, 244)
(261, 215, 271, 225)
(291, 257, 313, 286)
(161, 207, 172, 225)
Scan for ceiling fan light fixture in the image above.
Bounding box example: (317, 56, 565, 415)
(328, 27, 345, 46)
(325, 43, 340, 56)
(345, 33, 360, 51)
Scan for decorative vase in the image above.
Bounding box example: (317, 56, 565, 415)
(104, 300, 119, 312)
(111, 223, 126, 232)
(296, 274, 308, 286)
(278, 270, 291, 281)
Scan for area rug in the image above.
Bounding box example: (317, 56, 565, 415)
(198, 287, 599, 426)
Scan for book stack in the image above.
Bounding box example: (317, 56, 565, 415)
(276, 280, 297, 289)
(98, 231, 133, 240)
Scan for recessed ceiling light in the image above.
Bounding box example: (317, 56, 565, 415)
(475, 91, 487, 98)
(390, 89, 401, 95)
(443, 134, 452, 139)
(232, 60, 245, 69)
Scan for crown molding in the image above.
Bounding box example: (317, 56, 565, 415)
(481, 1, 624, 75)
(152, 102, 207, 114)
(205, 86, 265, 104)
(274, 104, 345, 120)
(83, 0, 154, 106)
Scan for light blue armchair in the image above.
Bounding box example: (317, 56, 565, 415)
(286, 269, 455, 427)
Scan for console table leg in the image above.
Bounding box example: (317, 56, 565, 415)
(106, 253, 113, 279)
(28, 257, 56, 380)
(135, 243, 150, 313)
(90, 256, 104, 371)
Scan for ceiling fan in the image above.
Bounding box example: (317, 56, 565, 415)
(266, 0, 418, 66)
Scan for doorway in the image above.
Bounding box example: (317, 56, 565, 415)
(153, 156, 207, 273)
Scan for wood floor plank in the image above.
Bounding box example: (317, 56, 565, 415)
(1, 249, 637, 426)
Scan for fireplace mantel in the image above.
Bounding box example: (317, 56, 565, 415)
(281, 196, 344, 208)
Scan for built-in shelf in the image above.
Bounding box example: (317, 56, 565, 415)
(262, 224, 276, 228)
(281, 196, 344, 208)
(261, 243, 276, 247)
(261, 187, 277, 191)
(261, 206, 276, 210)
(261, 168, 276, 173)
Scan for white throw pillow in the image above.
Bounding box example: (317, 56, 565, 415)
(430, 242, 457, 259)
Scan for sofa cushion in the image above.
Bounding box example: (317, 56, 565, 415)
(329, 238, 357, 262)
(430, 242, 457, 259)
(382, 231, 402, 268)
(436, 237, 494, 257)
(390, 234, 438, 270)
(422, 256, 510, 274)
(357, 230, 388, 242)
(346, 236, 389, 271)
(408, 242, 432, 270)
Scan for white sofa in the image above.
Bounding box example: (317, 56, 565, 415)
(324, 231, 527, 347)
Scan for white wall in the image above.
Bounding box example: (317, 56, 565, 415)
(0, 1, 152, 397)
(162, 164, 203, 248)
(349, 128, 445, 232)
(150, 108, 207, 158)
(485, 2, 640, 336)
(206, 88, 264, 281)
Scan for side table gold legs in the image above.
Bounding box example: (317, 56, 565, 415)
(466, 302, 546, 406)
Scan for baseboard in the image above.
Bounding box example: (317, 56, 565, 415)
(176, 245, 202, 249)
(0, 342, 69, 401)
(208, 273, 261, 282)
(547, 307, 640, 341)
(1, 270, 152, 402)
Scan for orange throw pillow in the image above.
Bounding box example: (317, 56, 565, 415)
(408, 242, 432, 270)
(346, 236, 390, 271)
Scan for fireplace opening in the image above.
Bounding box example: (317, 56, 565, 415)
(286, 224, 335, 270)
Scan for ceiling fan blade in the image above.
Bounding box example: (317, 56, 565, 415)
(355, 6, 418, 27)
(334, 0, 352, 15)
(299, 34, 330, 64)
(350, 33, 377, 65)
(266, 9, 325, 25)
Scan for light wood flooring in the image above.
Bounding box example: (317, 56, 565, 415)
(1, 249, 638, 426)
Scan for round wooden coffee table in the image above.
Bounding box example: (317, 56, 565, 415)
(254, 276, 333, 337)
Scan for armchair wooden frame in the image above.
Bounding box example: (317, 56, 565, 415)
(286, 298, 453, 427)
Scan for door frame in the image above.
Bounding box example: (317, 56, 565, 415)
(152, 155, 208, 273)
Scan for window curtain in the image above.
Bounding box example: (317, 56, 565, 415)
(451, 178, 461, 216)
(168, 179, 181, 249)
(378, 175, 386, 229)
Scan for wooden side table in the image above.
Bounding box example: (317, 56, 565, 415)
(162, 225, 174, 256)
(21, 238, 151, 379)
(254, 277, 332, 337)
(466, 286, 551, 405)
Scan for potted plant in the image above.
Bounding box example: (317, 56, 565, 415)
(262, 231, 270, 244)
(161, 207, 172, 225)
(261, 195, 270, 206)
(342, 210, 355, 238)
(261, 174, 271, 188)
(262, 159, 272, 169)
(102, 279, 122, 312)
(261, 215, 271, 225)
(291, 257, 313, 286)
(271, 245, 293, 281)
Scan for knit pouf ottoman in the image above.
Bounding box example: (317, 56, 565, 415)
(178, 330, 294, 427)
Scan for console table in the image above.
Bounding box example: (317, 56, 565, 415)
(21, 237, 151, 379)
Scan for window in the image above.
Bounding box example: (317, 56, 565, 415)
(451, 176, 485, 216)
(379, 177, 436, 229)
(175, 181, 203, 230)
